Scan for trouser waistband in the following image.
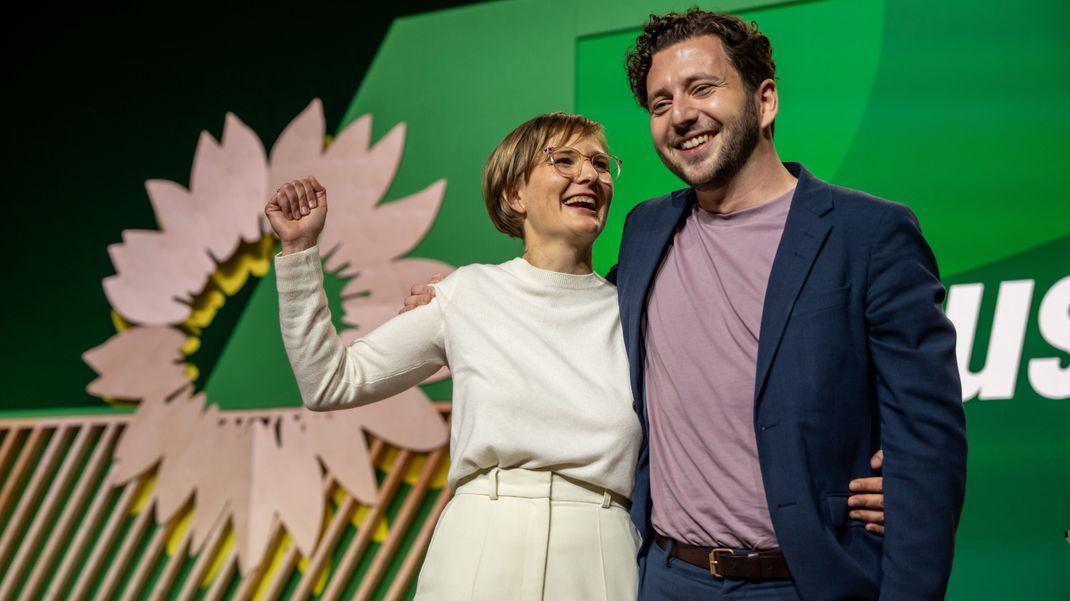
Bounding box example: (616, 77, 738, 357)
(455, 467, 630, 510)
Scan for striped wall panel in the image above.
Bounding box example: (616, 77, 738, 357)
(0, 409, 452, 601)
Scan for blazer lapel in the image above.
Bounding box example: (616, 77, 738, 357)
(625, 189, 693, 326)
(620, 189, 692, 423)
(754, 164, 833, 402)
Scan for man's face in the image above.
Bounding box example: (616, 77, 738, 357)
(645, 35, 761, 191)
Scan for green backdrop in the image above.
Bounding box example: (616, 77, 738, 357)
(6, 0, 1068, 598)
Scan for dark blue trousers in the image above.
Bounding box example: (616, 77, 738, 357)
(638, 540, 802, 601)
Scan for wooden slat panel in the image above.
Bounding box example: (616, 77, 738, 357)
(0, 428, 44, 535)
(253, 534, 300, 601)
(67, 476, 141, 601)
(92, 496, 156, 601)
(354, 447, 447, 601)
(118, 504, 171, 601)
(290, 439, 388, 601)
(148, 523, 190, 601)
(1, 424, 92, 600)
(0, 415, 130, 429)
(384, 470, 453, 601)
(231, 529, 280, 601)
(47, 427, 125, 600)
(174, 520, 229, 601)
(23, 424, 117, 600)
(203, 546, 238, 601)
(0, 427, 22, 486)
(0, 405, 456, 599)
(320, 450, 413, 601)
(0, 426, 70, 571)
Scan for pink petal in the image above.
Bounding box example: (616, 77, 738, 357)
(83, 326, 189, 401)
(323, 179, 446, 272)
(342, 387, 448, 452)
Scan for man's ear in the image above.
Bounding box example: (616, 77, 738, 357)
(756, 78, 779, 135)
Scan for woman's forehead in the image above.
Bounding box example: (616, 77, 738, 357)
(551, 132, 607, 152)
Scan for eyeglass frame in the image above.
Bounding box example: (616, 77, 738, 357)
(542, 146, 623, 183)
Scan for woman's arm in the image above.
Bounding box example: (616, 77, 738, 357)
(276, 247, 446, 411)
(267, 177, 447, 411)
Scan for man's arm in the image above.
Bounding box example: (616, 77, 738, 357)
(865, 203, 967, 600)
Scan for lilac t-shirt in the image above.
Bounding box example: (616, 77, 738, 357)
(644, 186, 794, 550)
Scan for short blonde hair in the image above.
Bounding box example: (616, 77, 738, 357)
(482, 113, 607, 238)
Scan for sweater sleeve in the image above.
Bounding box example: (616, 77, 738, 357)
(275, 246, 448, 411)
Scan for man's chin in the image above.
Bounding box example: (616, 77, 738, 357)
(673, 163, 721, 189)
(658, 151, 715, 187)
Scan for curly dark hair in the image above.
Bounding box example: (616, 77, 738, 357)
(626, 8, 776, 110)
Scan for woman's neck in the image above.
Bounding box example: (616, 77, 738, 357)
(521, 238, 594, 275)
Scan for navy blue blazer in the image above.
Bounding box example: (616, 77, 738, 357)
(611, 163, 967, 601)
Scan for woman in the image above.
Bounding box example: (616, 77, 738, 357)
(266, 113, 882, 600)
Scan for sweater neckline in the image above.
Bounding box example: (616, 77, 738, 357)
(502, 257, 606, 290)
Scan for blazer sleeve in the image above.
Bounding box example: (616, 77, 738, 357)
(864, 203, 967, 600)
(275, 246, 448, 411)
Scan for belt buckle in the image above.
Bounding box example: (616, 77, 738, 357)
(708, 548, 733, 578)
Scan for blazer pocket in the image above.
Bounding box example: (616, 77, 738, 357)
(792, 285, 851, 318)
(826, 492, 852, 529)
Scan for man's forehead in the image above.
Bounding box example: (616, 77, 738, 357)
(650, 35, 731, 80)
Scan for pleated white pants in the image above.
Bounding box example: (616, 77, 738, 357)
(413, 468, 641, 601)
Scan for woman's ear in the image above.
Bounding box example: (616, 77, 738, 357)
(505, 191, 526, 215)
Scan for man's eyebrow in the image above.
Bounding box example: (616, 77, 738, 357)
(648, 73, 725, 103)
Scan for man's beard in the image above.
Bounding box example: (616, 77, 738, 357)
(657, 97, 761, 191)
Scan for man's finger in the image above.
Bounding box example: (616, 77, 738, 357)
(870, 449, 884, 471)
(429, 273, 445, 284)
(847, 493, 883, 509)
(849, 476, 883, 493)
(309, 175, 326, 194)
(849, 509, 884, 524)
(399, 292, 434, 314)
(865, 524, 885, 535)
(404, 292, 435, 308)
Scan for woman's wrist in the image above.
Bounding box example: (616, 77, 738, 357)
(279, 238, 317, 256)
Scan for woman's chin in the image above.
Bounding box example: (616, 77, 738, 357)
(568, 225, 604, 245)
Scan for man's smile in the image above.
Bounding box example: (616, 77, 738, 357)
(673, 130, 718, 156)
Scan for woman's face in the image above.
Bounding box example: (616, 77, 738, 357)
(511, 133, 613, 247)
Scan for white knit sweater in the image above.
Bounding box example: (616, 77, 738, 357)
(275, 247, 641, 497)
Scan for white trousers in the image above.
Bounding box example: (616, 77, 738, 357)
(413, 468, 641, 601)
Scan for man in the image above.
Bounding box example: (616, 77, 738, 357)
(609, 9, 966, 601)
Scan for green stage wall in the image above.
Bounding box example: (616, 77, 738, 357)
(3, 0, 1067, 598)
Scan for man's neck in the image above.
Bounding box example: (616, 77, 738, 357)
(694, 146, 797, 215)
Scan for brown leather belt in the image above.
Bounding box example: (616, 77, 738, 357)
(654, 533, 791, 580)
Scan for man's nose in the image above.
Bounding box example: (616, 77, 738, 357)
(671, 97, 699, 132)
